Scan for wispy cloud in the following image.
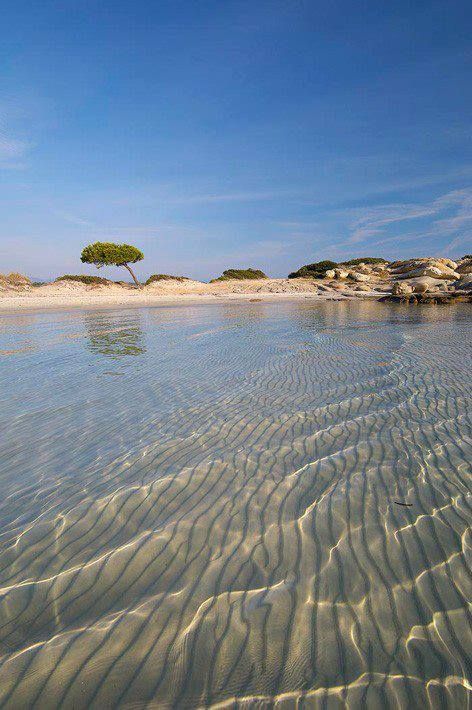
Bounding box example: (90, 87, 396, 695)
(53, 211, 96, 227)
(339, 187, 472, 253)
(0, 135, 29, 169)
(168, 190, 299, 205)
(106, 185, 313, 208)
(0, 105, 31, 169)
(345, 204, 437, 243)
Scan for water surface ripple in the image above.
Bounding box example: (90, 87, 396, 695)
(0, 301, 471, 708)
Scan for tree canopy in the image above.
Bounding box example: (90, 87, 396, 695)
(80, 242, 144, 288)
(81, 242, 143, 267)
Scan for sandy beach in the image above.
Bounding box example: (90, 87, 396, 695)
(0, 277, 384, 311)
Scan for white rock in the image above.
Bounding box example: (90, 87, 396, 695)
(350, 272, 370, 282)
(396, 265, 459, 280)
(334, 268, 349, 279)
(406, 276, 444, 293)
(390, 258, 458, 280)
(392, 281, 413, 295)
(436, 258, 458, 270)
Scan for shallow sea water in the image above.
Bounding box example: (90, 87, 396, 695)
(0, 300, 471, 708)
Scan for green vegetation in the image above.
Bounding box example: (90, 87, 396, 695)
(80, 241, 144, 288)
(462, 255, 472, 260)
(341, 257, 388, 266)
(0, 272, 31, 285)
(211, 268, 268, 282)
(56, 274, 111, 285)
(288, 261, 338, 279)
(289, 257, 389, 278)
(145, 274, 190, 285)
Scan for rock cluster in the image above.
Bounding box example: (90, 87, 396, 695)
(390, 258, 460, 280)
(382, 256, 472, 303)
(289, 255, 472, 303)
(338, 256, 470, 293)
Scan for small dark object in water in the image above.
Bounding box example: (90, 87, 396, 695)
(394, 501, 413, 506)
(249, 298, 263, 302)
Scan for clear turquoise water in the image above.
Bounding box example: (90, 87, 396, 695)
(0, 301, 471, 708)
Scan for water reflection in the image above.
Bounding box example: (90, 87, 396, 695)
(83, 312, 146, 359)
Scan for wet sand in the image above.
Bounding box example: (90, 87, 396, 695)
(0, 301, 470, 708)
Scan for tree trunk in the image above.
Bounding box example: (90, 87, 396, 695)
(122, 263, 142, 289)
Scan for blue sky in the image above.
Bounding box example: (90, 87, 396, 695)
(1, 0, 471, 280)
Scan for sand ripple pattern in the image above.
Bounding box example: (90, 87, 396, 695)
(0, 302, 471, 708)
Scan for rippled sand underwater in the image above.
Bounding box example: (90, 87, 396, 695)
(0, 301, 471, 709)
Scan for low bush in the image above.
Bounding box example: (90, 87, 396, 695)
(341, 257, 388, 266)
(211, 268, 268, 282)
(1, 272, 31, 285)
(288, 261, 338, 279)
(56, 274, 111, 285)
(145, 274, 190, 285)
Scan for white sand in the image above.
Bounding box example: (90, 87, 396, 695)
(0, 278, 384, 311)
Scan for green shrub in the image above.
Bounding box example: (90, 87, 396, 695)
(288, 261, 338, 279)
(341, 257, 389, 266)
(56, 274, 111, 285)
(145, 274, 190, 285)
(462, 255, 472, 260)
(211, 268, 268, 282)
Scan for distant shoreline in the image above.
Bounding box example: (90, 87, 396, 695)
(2, 256, 471, 312)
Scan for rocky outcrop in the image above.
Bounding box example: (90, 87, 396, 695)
(286, 255, 471, 303)
(385, 257, 472, 302)
(392, 281, 413, 295)
(334, 268, 350, 279)
(354, 283, 374, 292)
(390, 259, 459, 280)
(453, 274, 472, 291)
(350, 272, 370, 283)
(457, 259, 472, 274)
(407, 276, 450, 293)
